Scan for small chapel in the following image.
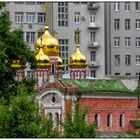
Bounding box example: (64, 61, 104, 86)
(11, 25, 140, 134)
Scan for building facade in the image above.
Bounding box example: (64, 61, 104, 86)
(6, 2, 105, 78)
(105, 2, 140, 78)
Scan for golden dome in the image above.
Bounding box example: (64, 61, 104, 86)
(70, 44, 87, 67)
(57, 56, 63, 68)
(11, 60, 24, 70)
(35, 45, 50, 68)
(35, 26, 59, 55)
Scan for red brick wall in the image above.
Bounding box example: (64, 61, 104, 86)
(79, 98, 139, 133)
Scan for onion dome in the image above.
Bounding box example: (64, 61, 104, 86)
(11, 60, 24, 70)
(57, 56, 63, 68)
(35, 45, 50, 68)
(35, 26, 59, 55)
(69, 44, 87, 68)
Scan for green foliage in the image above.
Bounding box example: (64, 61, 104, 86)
(0, 3, 36, 99)
(63, 101, 97, 138)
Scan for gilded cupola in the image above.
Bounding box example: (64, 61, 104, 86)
(69, 44, 87, 68)
(57, 56, 63, 68)
(35, 45, 50, 68)
(11, 60, 24, 70)
(35, 26, 59, 55)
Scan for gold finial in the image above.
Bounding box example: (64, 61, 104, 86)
(44, 2, 49, 26)
(74, 28, 81, 44)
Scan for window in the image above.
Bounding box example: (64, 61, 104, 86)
(115, 73, 120, 75)
(90, 32, 96, 42)
(114, 37, 120, 47)
(125, 2, 130, 11)
(136, 19, 140, 29)
(26, 32, 35, 43)
(27, 71, 33, 79)
(136, 37, 140, 47)
(74, 12, 80, 23)
(26, 12, 35, 23)
(125, 55, 131, 66)
(90, 51, 96, 62)
(94, 113, 100, 128)
(90, 13, 95, 23)
(15, 12, 24, 23)
(125, 37, 131, 47)
(107, 114, 112, 128)
(115, 55, 120, 66)
(91, 70, 96, 78)
(125, 19, 131, 30)
(119, 114, 125, 128)
(136, 73, 140, 80)
(114, 2, 120, 11)
(59, 39, 69, 73)
(38, 13, 45, 24)
(136, 2, 140, 12)
(125, 73, 131, 76)
(58, 2, 68, 26)
(136, 55, 140, 65)
(114, 19, 120, 30)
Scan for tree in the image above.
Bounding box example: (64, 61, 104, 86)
(0, 2, 36, 100)
(63, 101, 97, 138)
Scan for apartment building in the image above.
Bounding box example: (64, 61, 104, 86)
(47, 2, 105, 78)
(5, 2, 46, 51)
(105, 2, 140, 78)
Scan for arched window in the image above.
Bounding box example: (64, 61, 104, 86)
(107, 114, 112, 128)
(119, 114, 125, 128)
(51, 64, 55, 74)
(94, 113, 100, 128)
(47, 112, 52, 120)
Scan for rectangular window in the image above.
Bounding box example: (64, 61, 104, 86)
(136, 73, 140, 79)
(125, 73, 131, 76)
(115, 73, 120, 75)
(136, 37, 140, 47)
(125, 37, 131, 47)
(125, 55, 131, 66)
(26, 12, 35, 23)
(38, 13, 46, 24)
(59, 39, 69, 73)
(114, 19, 120, 30)
(15, 12, 24, 23)
(136, 55, 140, 65)
(27, 71, 33, 79)
(114, 2, 120, 11)
(136, 2, 140, 11)
(74, 12, 80, 23)
(58, 2, 68, 26)
(136, 19, 140, 29)
(90, 51, 96, 62)
(115, 55, 120, 66)
(91, 70, 96, 78)
(125, 2, 130, 11)
(90, 13, 95, 23)
(26, 32, 35, 43)
(90, 32, 96, 42)
(125, 19, 131, 30)
(114, 37, 120, 47)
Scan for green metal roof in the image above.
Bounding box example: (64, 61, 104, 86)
(62, 79, 134, 93)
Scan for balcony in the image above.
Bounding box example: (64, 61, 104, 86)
(88, 61, 100, 67)
(88, 41, 100, 48)
(88, 3, 100, 10)
(88, 22, 100, 29)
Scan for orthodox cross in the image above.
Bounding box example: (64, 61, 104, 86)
(44, 3, 49, 26)
(74, 28, 81, 44)
(52, 30, 58, 38)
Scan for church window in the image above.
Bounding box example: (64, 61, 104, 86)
(94, 113, 100, 128)
(52, 94, 56, 103)
(107, 114, 112, 127)
(119, 114, 125, 128)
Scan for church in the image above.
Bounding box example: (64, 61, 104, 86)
(11, 25, 140, 135)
